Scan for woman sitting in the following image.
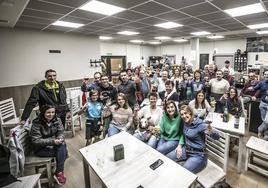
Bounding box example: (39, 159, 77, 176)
(156, 100, 184, 157)
(167, 105, 219, 174)
(30, 105, 68, 185)
(219, 86, 243, 116)
(133, 92, 163, 148)
(188, 90, 215, 119)
(108, 93, 133, 137)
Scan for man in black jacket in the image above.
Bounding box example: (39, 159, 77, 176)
(20, 69, 70, 126)
(97, 74, 117, 105)
(159, 80, 179, 102)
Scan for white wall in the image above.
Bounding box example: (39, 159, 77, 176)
(161, 39, 247, 68)
(100, 42, 156, 67)
(0, 28, 101, 88)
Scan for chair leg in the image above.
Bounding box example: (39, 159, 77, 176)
(245, 148, 249, 171)
(46, 161, 54, 187)
(72, 118, 75, 137)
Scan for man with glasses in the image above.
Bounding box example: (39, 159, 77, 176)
(97, 75, 117, 105)
(81, 72, 101, 92)
(209, 70, 230, 113)
(20, 69, 70, 126)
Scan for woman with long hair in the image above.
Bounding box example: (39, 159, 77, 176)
(107, 93, 133, 136)
(30, 105, 68, 185)
(156, 101, 184, 157)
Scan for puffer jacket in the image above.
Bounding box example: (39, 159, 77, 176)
(30, 117, 64, 152)
(21, 80, 69, 121)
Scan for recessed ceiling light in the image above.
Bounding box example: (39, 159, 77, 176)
(99, 36, 113, 40)
(173, 39, 188, 42)
(256, 30, 268, 34)
(154, 36, 171, 40)
(148, 41, 162, 45)
(117, 31, 139, 35)
(79, 0, 125, 16)
(130, 40, 144, 43)
(207, 35, 224, 39)
(52, 21, 84, 28)
(190, 31, 211, 36)
(248, 23, 268, 29)
(154, 22, 183, 29)
(224, 3, 265, 17)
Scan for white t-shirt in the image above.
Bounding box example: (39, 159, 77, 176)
(209, 78, 230, 94)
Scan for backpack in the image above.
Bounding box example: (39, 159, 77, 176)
(0, 144, 20, 187)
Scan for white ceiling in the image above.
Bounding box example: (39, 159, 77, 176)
(1, 0, 268, 43)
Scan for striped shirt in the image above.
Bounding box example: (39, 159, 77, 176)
(110, 105, 133, 130)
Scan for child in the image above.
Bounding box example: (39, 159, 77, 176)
(79, 90, 103, 145)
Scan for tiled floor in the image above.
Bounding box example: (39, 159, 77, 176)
(31, 121, 268, 188)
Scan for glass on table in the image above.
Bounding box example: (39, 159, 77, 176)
(205, 113, 213, 124)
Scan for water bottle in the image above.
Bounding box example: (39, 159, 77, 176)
(186, 86, 192, 100)
(234, 114, 239, 129)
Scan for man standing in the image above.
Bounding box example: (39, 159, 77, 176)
(221, 60, 235, 76)
(209, 70, 230, 113)
(240, 72, 259, 103)
(97, 74, 117, 105)
(157, 70, 169, 93)
(20, 69, 69, 126)
(117, 70, 137, 108)
(81, 72, 101, 92)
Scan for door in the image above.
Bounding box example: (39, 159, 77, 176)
(199, 54, 209, 70)
(101, 56, 126, 85)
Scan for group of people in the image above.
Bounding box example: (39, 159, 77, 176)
(18, 60, 268, 185)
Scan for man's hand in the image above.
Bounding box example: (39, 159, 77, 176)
(251, 96, 257, 101)
(176, 145, 183, 159)
(19, 120, 26, 126)
(54, 139, 63, 145)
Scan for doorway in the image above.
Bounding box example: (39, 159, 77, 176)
(199, 54, 209, 70)
(101, 56, 126, 85)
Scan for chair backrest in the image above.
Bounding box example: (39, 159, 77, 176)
(69, 95, 81, 117)
(206, 130, 230, 173)
(66, 87, 81, 104)
(0, 98, 17, 124)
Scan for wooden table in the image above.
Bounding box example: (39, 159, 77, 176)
(3, 174, 41, 188)
(80, 132, 197, 188)
(205, 112, 246, 173)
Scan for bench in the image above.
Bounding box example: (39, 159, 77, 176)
(196, 130, 230, 188)
(3, 174, 41, 188)
(0, 98, 20, 143)
(66, 95, 82, 137)
(245, 136, 268, 177)
(9, 124, 55, 187)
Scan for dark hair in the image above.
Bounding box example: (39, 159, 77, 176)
(182, 72, 190, 80)
(100, 74, 108, 79)
(45, 69, 56, 77)
(228, 86, 238, 102)
(194, 90, 206, 109)
(89, 90, 99, 98)
(115, 93, 129, 110)
(225, 60, 230, 64)
(148, 92, 158, 99)
(120, 69, 127, 75)
(216, 70, 223, 74)
(194, 70, 202, 80)
(164, 100, 178, 119)
(94, 72, 101, 78)
(165, 80, 174, 87)
(39, 105, 57, 122)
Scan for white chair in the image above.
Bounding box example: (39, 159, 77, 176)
(66, 95, 82, 137)
(0, 98, 19, 143)
(196, 130, 230, 188)
(245, 136, 268, 177)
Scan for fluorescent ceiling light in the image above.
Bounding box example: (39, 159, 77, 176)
(117, 31, 139, 35)
(256, 30, 268, 34)
(190, 31, 211, 36)
(248, 23, 268, 29)
(130, 40, 144, 43)
(99, 36, 112, 40)
(79, 0, 125, 16)
(224, 3, 265, 17)
(173, 39, 188, 42)
(52, 21, 84, 28)
(154, 36, 171, 40)
(154, 22, 183, 29)
(207, 35, 224, 39)
(148, 41, 162, 45)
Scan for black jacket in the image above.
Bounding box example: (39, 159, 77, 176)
(30, 117, 65, 152)
(159, 91, 179, 102)
(97, 83, 117, 105)
(21, 80, 69, 121)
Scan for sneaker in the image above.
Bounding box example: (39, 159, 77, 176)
(54, 172, 66, 185)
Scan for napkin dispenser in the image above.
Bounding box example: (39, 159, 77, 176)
(113, 144, 124, 161)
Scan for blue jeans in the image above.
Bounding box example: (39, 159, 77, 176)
(258, 101, 268, 139)
(108, 126, 121, 137)
(156, 139, 178, 155)
(133, 133, 158, 149)
(166, 147, 207, 174)
(35, 143, 68, 173)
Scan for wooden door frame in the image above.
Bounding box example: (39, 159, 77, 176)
(101, 56, 126, 81)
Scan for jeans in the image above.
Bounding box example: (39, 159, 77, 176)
(35, 143, 68, 173)
(165, 146, 207, 174)
(258, 101, 268, 139)
(108, 126, 121, 137)
(133, 133, 158, 149)
(156, 139, 179, 155)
